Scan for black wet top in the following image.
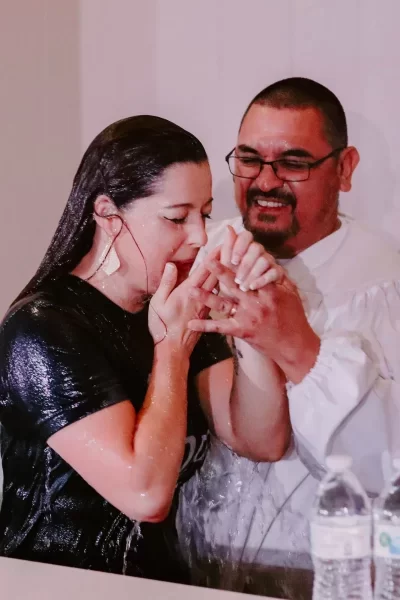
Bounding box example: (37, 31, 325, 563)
(0, 275, 231, 582)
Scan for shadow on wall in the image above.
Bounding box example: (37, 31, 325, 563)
(343, 111, 398, 247)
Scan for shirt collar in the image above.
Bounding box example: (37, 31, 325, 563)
(279, 215, 351, 274)
(235, 213, 351, 285)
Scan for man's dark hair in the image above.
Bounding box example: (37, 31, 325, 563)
(241, 77, 348, 148)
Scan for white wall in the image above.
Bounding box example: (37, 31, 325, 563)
(0, 0, 81, 317)
(77, 0, 400, 240)
(151, 0, 400, 236)
(152, 0, 294, 222)
(80, 0, 158, 147)
(2, 0, 400, 315)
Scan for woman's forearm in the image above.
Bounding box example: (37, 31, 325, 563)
(129, 341, 190, 518)
(230, 337, 290, 461)
(48, 341, 190, 523)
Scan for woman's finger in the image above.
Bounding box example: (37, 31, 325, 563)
(188, 317, 238, 335)
(221, 225, 237, 267)
(186, 262, 212, 289)
(201, 272, 219, 293)
(206, 261, 249, 301)
(240, 255, 272, 291)
(234, 242, 264, 289)
(154, 262, 178, 302)
(231, 230, 253, 266)
(248, 267, 284, 291)
(186, 246, 222, 288)
(189, 287, 237, 316)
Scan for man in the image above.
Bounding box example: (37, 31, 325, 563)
(177, 78, 400, 599)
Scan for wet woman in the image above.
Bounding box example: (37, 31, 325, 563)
(0, 116, 289, 582)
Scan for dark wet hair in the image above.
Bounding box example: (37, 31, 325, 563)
(15, 115, 208, 302)
(241, 77, 348, 148)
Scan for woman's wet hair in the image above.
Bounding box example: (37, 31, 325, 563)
(15, 115, 208, 303)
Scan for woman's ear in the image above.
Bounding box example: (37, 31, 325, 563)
(93, 195, 120, 235)
(338, 146, 360, 193)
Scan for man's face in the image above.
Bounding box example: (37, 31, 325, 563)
(234, 105, 349, 257)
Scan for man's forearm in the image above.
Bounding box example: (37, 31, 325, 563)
(274, 329, 321, 385)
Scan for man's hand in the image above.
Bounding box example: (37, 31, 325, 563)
(188, 260, 320, 384)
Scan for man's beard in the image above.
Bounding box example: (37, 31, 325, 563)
(243, 186, 300, 258)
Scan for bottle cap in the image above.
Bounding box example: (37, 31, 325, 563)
(326, 454, 352, 472)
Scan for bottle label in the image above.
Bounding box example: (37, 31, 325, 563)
(374, 523, 400, 558)
(311, 518, 371, 560)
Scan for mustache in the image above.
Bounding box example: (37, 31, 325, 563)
(246, 187, 296, 209)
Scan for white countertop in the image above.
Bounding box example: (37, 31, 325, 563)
(1, 557, 280, 600)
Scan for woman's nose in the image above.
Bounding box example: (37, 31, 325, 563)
(187, 222, 208, 248)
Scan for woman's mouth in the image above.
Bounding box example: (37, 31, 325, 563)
(174, 259, 196, 273)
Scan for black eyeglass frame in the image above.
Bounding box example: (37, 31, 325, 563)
(225, 146, 346, 182)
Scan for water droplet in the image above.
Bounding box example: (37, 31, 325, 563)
(122, 521, 142, 575)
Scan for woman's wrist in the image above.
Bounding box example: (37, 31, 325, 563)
(154, 339, 191, 370)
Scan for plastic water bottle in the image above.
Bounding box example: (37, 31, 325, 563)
(310, 454, 373, 600)
(373, 458, 400, 599)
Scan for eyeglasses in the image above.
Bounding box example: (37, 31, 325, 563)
(225, 147, 345, 182)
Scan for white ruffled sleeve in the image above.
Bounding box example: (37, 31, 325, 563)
(288, 280, 400, 494)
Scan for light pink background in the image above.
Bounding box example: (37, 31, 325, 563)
(1, 0, 400, 312)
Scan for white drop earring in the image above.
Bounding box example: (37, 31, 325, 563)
(102, 244, 120, 276)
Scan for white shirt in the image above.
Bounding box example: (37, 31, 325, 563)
(177, 214, 400, 593)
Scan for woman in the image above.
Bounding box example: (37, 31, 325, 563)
(0, 116, 289, 582)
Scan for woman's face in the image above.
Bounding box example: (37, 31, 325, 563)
(116, 161, 213, 294)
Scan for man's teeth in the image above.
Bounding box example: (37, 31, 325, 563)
(256, 199, 286, 208)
